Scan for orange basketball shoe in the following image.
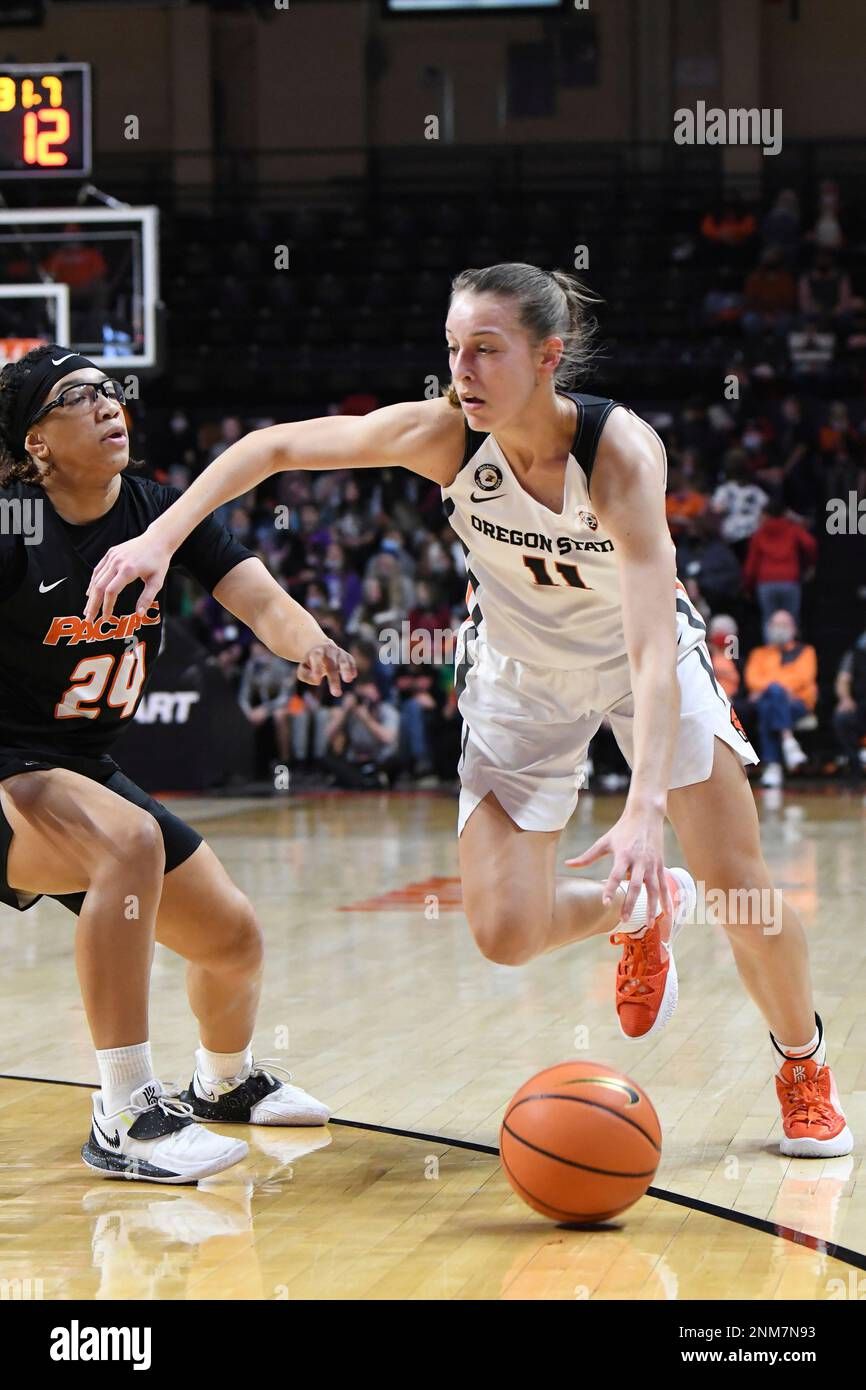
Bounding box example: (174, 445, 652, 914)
(610, 867, 696, 1041)
(773, 1022, 854, 1157)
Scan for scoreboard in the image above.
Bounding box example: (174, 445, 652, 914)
(0, 63, 91, 179)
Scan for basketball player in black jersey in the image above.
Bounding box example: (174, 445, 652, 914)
(86, 264, 852, 1158)
(0, 346, 356, 1183)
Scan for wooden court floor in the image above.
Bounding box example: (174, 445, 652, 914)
(1, 784, 865, 1301)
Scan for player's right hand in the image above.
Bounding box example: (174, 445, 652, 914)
(85, 531, 173, 622)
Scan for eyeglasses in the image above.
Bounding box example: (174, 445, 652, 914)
(28, 379, 126, 429)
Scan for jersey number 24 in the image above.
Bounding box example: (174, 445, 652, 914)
(55, 646, 148, 721)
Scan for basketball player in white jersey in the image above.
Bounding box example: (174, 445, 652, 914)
(86, 263, 852, 1157)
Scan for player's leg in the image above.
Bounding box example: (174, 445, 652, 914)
(2, 768, 164, 1047)
(1, 768, 246, 1179)
(667, 738, 813, 1039)
(458, 790, 626, 966)
(666, 737, 852, 1155)
(120, 791, 329, 1127)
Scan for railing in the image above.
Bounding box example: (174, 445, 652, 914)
(9, 139, 866, 214)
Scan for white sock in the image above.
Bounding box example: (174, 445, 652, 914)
(196, 1042, 253, 1085)
(617, 881, 649, 934)
(96, 1042, 154, 1116)
(771, 1017, 824, 1075)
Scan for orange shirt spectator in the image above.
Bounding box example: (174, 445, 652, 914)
(745, 640, 818, 711)
(701, 206, 757, 246)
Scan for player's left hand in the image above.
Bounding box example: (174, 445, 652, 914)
(563, 805, 672, 925)
(297, 640, 357, 696)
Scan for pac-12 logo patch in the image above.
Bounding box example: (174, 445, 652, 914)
(474, 462, 503, 492)
(576, 509, 598, 531)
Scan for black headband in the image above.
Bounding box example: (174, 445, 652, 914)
(10, 346, 98, 458)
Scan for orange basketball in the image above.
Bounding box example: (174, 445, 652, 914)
(500, 1060, 661, 1224)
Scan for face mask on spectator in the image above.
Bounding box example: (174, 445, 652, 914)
(767, 624, 793, 646)
(381, 538, 400, 554)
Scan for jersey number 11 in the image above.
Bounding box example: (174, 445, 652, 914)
(522, 555, 591, 589)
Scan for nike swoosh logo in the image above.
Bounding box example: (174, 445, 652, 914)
(470, 492, 507, 503)
(93, 1116, 121, 1148)
(50, 354, 77, 366)
(39, 578, 66, 593)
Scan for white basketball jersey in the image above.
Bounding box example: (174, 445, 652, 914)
(441, 392, 708, 672)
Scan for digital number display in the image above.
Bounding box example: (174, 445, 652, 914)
(0, 64, 91, 178)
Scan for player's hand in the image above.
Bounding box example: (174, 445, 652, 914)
(297, 640, 357, 696)
(563, 806, 671, 925)
(85, 531, 173, 623)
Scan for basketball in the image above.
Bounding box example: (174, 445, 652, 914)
(500, 1061, 662, 1224)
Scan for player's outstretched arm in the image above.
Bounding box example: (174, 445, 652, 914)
(85, 398, 462, 622)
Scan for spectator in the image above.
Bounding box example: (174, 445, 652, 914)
(700, 197, 757, 267)
(808, 179, 845, 252)
(711, 450, 769, 557)
(320, 541, 363, 624)
(408, 579, 452, 643)
(679, 512, 742, 612)
(665, 463, 707, 542)
(364, 550, 415, 615)
(817, 400, 858, 458)
(324, 682, 399, 789)
(799, 250, 858, 328)
(833, 628, 866, 783)
(761, 188, 801, 265)
(744, 610, 817, 787)
(395, 670, 439, 781)
(707, 613, 741, 700)
(237, 640, 297, 778)
(787, 317, 835, 376)
(742, 496, 817, 638)
(41, 225, 109, 338)
(347, 575, 403, 646)
(742, 247, 797, 336)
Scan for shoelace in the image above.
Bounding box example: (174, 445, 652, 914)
(129, 1092, 194, 1120)
(611, 930, 653, 998)
(250, 1058, 295, 1088)
(783, 1075, 837, 1130)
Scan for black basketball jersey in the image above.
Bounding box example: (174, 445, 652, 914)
(0, 474, 253, 759)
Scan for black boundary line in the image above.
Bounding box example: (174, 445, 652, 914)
(3, 1072, 864, 1273)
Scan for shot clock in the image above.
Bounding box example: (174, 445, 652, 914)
(0, 64, 91, 178)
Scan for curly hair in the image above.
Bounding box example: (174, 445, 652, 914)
(0, 345, 57, 487)
(441, 262, 603, 409)
(0, 344, 138, 487)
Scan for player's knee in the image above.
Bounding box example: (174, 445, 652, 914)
(200, 891, 264, 974)
(467, 902, 540, 966)
(231, 894, 265, 972)
(107, 812, 165, 880)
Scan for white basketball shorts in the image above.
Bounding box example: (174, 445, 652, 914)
(454, 619, 759, 835)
